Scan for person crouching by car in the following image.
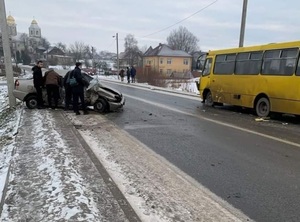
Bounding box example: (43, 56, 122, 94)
(71, 62, 88, 115)
(44, 69, 62, 109)
(63, 71, 72, 110)
(32, 60, 44, 109)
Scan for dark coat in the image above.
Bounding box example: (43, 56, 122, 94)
(126, 68, 130, 77)
(32, 66, 43, 87)
(72, 67, 88, 92)
(130, 67, 136, 77)
(63, 71, 71, 88)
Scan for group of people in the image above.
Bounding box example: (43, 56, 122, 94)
(32, 61, 88, 115)
(119, 66, 136, 83)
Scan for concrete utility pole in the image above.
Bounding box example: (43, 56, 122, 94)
(239, 0, 248, 47)
(116, 33, 119, 79)
(0, 0, 16, 106)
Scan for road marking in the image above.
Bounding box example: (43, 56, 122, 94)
(125, 94, 300, 148)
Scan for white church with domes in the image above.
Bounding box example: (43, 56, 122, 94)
(2, 15, 44, 62)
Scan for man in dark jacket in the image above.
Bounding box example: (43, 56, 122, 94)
(32, 60, 44, 109)
(130, 66, 136, 83)
(71, 62, 88, 115)
(63, 71, 73, 110)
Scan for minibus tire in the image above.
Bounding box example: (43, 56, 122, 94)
(205, 91, 214, 107)
(255, 97, 270, 117)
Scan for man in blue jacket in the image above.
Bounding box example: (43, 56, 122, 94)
(71, 62, 88, 115)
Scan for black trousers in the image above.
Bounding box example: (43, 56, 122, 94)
(34, 85, 43, 107)
(72, 87, 86, 113)
(46, 84, 59, 108)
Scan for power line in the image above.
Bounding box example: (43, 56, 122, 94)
(142, 0, 218, 38)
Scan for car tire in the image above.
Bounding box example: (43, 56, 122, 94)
(94, 98, 108, 113)
(255, 97, 270, 117)
(25, 95, 38, 109)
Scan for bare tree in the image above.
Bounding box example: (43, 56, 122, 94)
(40, 37, 51, 50)
(55, 42, 67, 52)
(166, 26, 199, 53)
(69, 41, 86, 62)
(124, 34, 142, 66)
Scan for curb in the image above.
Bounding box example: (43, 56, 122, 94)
(60, 112, 141, 222)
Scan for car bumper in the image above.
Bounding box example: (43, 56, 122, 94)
(13, 89, 28, 101)
(108, 96, 125, 111)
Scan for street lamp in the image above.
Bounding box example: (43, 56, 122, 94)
(113, 33, 119, 79)
(239, 0, 248, 47)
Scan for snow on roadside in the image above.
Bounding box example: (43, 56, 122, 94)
(0, 85, 22, 201)
(1, 110, 103, 221)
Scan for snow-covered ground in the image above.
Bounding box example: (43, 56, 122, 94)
(0, 83, 22, 202)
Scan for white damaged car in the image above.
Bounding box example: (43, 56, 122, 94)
(13, 71, 125, 113)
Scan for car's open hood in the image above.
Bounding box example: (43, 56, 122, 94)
(87, 78, 121, 96)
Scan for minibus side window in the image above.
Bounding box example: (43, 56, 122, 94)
(202, 58, 212, 76)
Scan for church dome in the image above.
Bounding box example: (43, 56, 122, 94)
(7, 15, 15, 25)
(31, 19, 38, 25)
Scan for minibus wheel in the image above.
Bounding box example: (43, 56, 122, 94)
(205, 91, 214, 106)
(255, 97, 270, 117)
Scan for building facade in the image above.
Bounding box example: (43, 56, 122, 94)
(143, 43, 193, 77)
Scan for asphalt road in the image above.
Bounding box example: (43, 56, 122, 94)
(102, 81, 300, 222)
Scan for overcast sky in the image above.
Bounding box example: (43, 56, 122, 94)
(4, 0, 300, 53)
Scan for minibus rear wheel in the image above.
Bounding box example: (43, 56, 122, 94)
(255, 97, 270, 117)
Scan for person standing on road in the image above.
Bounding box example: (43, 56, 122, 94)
(126, 67, 130, 83)
(63, 71, 73, 110)
(44, 69, 61, 109)
(130, 66, 136, 83)
(119, 69, 125, 82)
(32, 60, 44, 109)
(71, 62, 88, 115)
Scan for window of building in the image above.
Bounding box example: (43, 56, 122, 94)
(235, 51, 263, 75)
(30, 30, 33, 35)
(167, 58, 172, 64)
(214, 54, 236, 74)
(160, 69, 163, 74)
(262, 48, 298, 75)
(183, 59, 188, 65)
(36, 31, 39, 35)
(160, 58, 164, 64)
(167, 69, 172, 74)
(147, 60, 151, 65)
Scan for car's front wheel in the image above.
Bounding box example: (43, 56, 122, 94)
(25, 95, 38, 109)
(94, 98, 108, 113)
